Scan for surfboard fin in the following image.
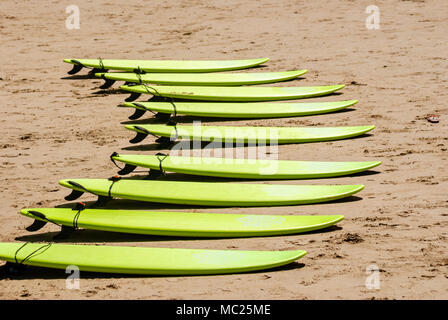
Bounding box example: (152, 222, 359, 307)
(129, 132, 148, 144)
(129, 126, 151, 143)
(53, 225, 76, 240)
(125, 92, 142, 102)
(67, 63, 83, 75)
(64, 189, 84, 201)
(117, 164, 137, 175)
(155, 112, 171, 121)
(155, 136, 172, 145)
(128, 107, 146, 120)
(92, 195, 111, 208)
(26, 219, 48, 232)
(89, 68, 108, 75)
(144, 169, 163, 180)
(100, 78, 115, 89)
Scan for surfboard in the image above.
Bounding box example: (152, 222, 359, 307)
(64, 57, 270, 74)
(59, 178, 364, 207)
(125, 124, 375, 144)
(0, 242, 306, 275)
(110, 154, 381, 179)
(120, 84, 345, 102)
(20, 207, 344, 238)
(95, 70, 307, 87)
(121, 100, 358, 120)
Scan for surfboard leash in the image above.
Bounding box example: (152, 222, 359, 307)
(139, 79, 177, 117)
(109, 152, 156, 175)
(152, 98, 177, 121)
(71, 202, 86, 230)
(133, 66, 147, 74)
(155, 152, 168, 174)
(68, 57, 108, 76)
(168, 100, 178, 117)
(98, 57, 105, 71)
(141, 81, 162, 98)
(67, 56, 110, 76)
(143, 152, 168, 180)
(107, 175, 122, 198)
(24, 203, 86, 239)
(88, 176, 122, 208)
(128, 70, 177, 120)
(109, 152, 124, 170)
(13, 242, 53, 266)
(166, 120, 179, 140)
(135, 67, 144, 85)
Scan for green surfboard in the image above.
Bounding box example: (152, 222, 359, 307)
(120, 84, 345, 102)
(59, 178, 364, 207)
(121, 100, 358, 120)
(20, 207, 344, 238)
(111, 154, 381, 180)
(95, 70, 307, 86)
(0, 242, 306, 275)
(64, 57, 270, 74)
(125, 124, 375, 144)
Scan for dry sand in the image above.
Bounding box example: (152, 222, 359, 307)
(0, 0, 447, 299)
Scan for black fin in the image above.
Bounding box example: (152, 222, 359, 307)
(144, 169, 163, 180)
(67, 64, 83, 75)
(155, 136, 172, 145)
(25, 219, 47, 232)
(87, 68, 99, 78)
(53, 225, 76, 240)
(99, 78, 115, 89)
(128, 108, 146, 120)
(155, 112, 171, 120)
(26, 210, 46, 220)
(64, 189, 84, 201)
(89, 68, 108, 74)
(129, 132, 148, 144)
(117, 164, 137, 175)
(125, 92, 142, 102)
(67, 180, 87, 190)
(92, 195, 111, 208)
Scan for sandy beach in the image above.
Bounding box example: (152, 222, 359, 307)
(0, 0, 447, 299)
